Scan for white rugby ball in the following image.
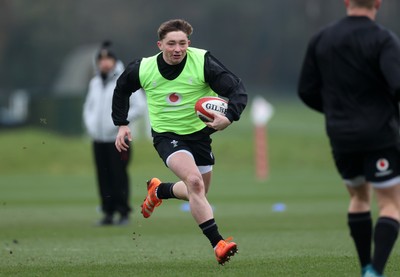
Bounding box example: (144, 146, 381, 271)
(194, 96, 228, 122)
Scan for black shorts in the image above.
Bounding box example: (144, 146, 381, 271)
(333, 146, 400, 188)
(153, 135, 215, 167)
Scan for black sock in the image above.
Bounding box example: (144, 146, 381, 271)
(199, 218, 223, 248)
(372, 217, 399, 275)
(155, 183, 176, 199)
(348, 212, 373, 268)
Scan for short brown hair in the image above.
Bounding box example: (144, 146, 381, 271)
(350, 0, 375, 9)
(157, 19, 193, 40)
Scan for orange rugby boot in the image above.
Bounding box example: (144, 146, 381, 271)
(214, 237, 238, 265)
(141, 178, 162, 218)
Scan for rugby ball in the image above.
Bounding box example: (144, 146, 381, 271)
(195, 96, 228, 122)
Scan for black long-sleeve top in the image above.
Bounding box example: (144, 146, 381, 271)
(298, 16, 400, 152)
(112, 51, 247, 132)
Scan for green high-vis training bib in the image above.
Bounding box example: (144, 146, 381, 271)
(139, 47, 217, 135)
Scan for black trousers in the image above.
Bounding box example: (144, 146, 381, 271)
(93, 141, 131, 217)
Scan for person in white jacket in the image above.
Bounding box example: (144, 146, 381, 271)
(83, 41, 146, 226)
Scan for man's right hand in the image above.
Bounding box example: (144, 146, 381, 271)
(115, 125, 132, 152)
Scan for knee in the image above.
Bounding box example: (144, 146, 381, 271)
(377, 200, 400, 220)
(349, 191, 371, 212)
(352, 192, 370, 203)
(185, 175, 205, 195)
(350, 194, 370, 208)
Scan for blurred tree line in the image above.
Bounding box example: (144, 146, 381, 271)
(1, 0, 399, 95)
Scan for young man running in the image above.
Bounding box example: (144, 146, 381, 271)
(112, 19, 247, 265)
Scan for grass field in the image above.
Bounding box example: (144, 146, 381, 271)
(0, 99, 399, 276)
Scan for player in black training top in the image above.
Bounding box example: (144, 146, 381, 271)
(298, 0, 400, 276)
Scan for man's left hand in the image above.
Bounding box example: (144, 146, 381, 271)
(205, 111, 231, 131)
